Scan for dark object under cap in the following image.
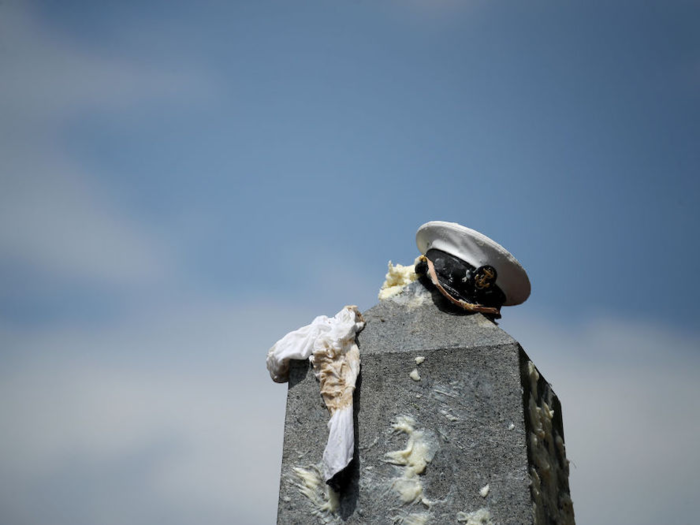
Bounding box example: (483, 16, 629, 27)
(415, 221, 531, 317)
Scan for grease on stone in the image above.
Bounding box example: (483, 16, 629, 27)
(479, 484, 490, 498)
(378, 259, 420, 300)
(292, 463, 339, 523)
(439, 409, 458, 422)
(456, 508, 493, 525)
(526, 361, 575, 525)
(410, 368, 421, 381)
(378, 262, 431, 308)
(415, 356, 425, 365)
(384, 416, 438, 506)
(311, 332, 360, 413)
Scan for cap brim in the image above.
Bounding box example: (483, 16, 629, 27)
(416, 221, 531, 306)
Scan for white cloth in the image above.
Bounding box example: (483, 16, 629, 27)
(323, 406, 354, 481)
(266, 306, 364, 481)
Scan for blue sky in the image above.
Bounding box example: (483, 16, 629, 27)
(1, 0, 699, 524)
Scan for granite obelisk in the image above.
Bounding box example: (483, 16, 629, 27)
(274, 280, 575, 524)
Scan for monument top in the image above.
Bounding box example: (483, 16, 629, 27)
(416, 221, 531, 307)
(269, 221, 574, 524)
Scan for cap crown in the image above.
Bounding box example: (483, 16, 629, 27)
(416, 221, 531, 306)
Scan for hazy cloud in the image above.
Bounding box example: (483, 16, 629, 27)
(1, 303, 699, 525)
(0, 299, 326, 525)
(1, 2, 698, 525)
(0, 1, 214, 127)
(504, 314, 700, 525)
(0, 0, 215, 288)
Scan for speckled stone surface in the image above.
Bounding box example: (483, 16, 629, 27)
(275, 281, 574, 524)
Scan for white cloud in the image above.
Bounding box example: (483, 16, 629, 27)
(502, 313, 700, 525)
(2, 302, 699, 525)
(0, 365, 283, 525)
(0, 0, 215, 288)
(1, 4, 697, 524)
(0, 299, 323, 525)
(0, 153, 170, 287)
(0, 1, 213, 127)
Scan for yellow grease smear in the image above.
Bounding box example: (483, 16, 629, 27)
(526, 361, 575, 525)
(456, 508, 493, 525)
(385, 416, 436, 506)
(292, 464, 339, 521)
(378, 259, 420, 300)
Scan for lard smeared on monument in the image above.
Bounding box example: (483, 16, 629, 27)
(268, 221, 574, 524)
(266, 305, 364, 482)
(378, 258, 420, 300)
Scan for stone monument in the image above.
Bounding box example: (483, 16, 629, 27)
(268, 222, 575, 524)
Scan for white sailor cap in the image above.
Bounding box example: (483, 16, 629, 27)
(416, 221, 531, 307)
